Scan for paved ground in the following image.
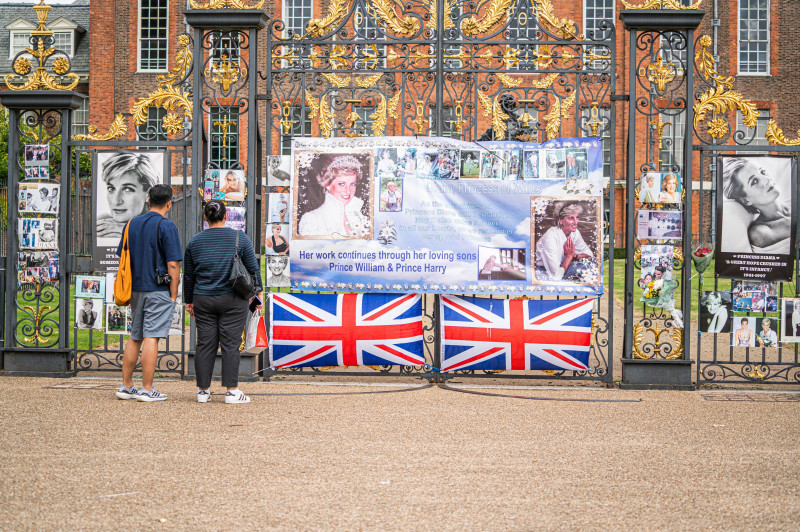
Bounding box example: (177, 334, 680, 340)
(1, 377, 799, 530)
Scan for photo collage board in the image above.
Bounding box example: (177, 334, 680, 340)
(17, 144, 60, 286)
(698, 155, 799, 347)
(265, 155, 292, 288)
(288, 136, 605, 296)
(75, 274, 184, 336)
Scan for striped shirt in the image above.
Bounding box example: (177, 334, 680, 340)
(183, 227, 263, 303)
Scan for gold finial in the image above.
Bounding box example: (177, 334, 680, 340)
(650, 114, 671, 150)
(213, 117, 237, 159)
(4, 0, 78, 91)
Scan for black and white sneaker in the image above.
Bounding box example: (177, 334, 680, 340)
(197, 389, 211, 403)
(115, 384, 139, 400)
(225, 389, 250, 404)
(136, 388, 168, 402)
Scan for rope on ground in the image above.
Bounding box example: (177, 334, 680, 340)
(231, 383, 434, 397)
(437, 383, 643, 402)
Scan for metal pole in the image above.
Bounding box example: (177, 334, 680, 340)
(4, 108, 20, 348)
(623, 28, 637, 359)
(682, 27, 695, 361)
(246, 27, 258, 240)
(434, 0, 444, 137)
(59, 108, 72, 350)
(607, 26, 617, 383)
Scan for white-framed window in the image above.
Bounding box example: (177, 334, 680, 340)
(658, 110, 686, 172)
(138, 0, 169, 71)
(283, 0, 313, 40)
(279, 107, 313, 155)
(72, 98, 89, 138)
(211, 31, 240, 65)
(137, 107, 167, 143)
(736, 109, 770, 151)
(584, 0, 614, 70)
(506, 7, 538, 71)
(209, 106, 239, 166)
(738, 0, 769, 75)
(10, 30, 74, 59)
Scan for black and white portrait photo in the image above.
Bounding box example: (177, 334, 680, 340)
(716, 155, 796, 281)
(294, 151, 373, 239)
(699, 291, 732, 333)
(18, 183, 60, 214)
(269, 189, 290, 224)
(781, 298, 800, 343)
(267, 155, 292, 186)
(531, 197, 602, 285)
(266, 255, 291, 288)
(76, 298, 104, 330)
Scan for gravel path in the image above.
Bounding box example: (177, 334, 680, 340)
(1, 377, 798, 530)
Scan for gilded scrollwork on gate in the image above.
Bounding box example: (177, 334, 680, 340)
(188, 0, 264, 8)
(633, 321, 683, 360)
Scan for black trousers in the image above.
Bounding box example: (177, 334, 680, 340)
(193, 291, 248, 389)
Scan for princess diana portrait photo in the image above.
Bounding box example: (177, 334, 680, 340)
(781, 298, 800, 343)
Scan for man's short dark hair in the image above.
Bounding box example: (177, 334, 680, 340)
(149, 184, 173, 207)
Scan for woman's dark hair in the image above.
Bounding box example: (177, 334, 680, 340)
(204, 200, 226, 223)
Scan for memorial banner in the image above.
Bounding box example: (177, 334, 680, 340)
(715, 155, 796, 282)
(290, 137, 605, 296)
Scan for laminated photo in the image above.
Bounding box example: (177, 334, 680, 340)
(639, 244, 673, 288)
(204, 168, 245, 201)
(460, 150, 481, 178)
(522, 150, 540, 179)
(203, 206, 246, 231)
(637, 210, 682, 240)
(698, 291, 732, 333)
(19, 218, 58, 250)
(24, 144, 49, 167)
(76, 275, 106, 299)
(267, 155, 292, 186)
(266, 255, 290, 288)
(436, 149, 459, 180)
(76, 298, 104, 330)
(755, 316, 779, 348)
(731, 316, 756, 347)
(106, 305, 130, 335)
(266, 222, 290, 255)
(716, 155, 796, 281)
(478, 246, 526, 281)
(18, 183, 60, 214)
(780, 298, 800, 343)
(375, 148, 399, 180)
(269, 189, 291, 224)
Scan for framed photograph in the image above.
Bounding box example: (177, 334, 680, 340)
(637, 210, 682, 240)
(699, 291, 732, 333)
(293, 150, 374, 240)
(639, 244, 673, 288)
(76, 298, 104, 330)
(460, 150, 481, 179)
(504, 149, 522, 180)
(203, 206, 246, 231)
(76, 275, 106, 299)
(18, 218, 58, 250)
(379, 178, 403, 212)
(478, 246, 526, 281)
(415, 149, 439, 179)
(267, 155, 292, 186)
(522, 150, 540, 179)
(106, 304, 130, 335)
(266, 223, 290, 255)
(565, 148, 588, 182)
(105, 272, 116, 303)
(544, 149, 566, 179)
(24, 144, 49, 167)
(732, 295, 752, 312)
(269, 189, 290, 224)
(266, 255, 291, 288)
(638, 172, 661, 203)
(781, 298, 800, 342)
(715, 155, 796, 281)
(658, 172, 682, 204)
(19, 183, 60, 214)
(94, 151, 165, 267)
(531, 196, 602, 286)
(480, 152, 498, 178)
(731, 316, 756, 347)
(755, 316, 780, 348)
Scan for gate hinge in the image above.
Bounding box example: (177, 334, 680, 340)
(610, 94, 630, 102)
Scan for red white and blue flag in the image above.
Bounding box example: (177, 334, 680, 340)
(440, 296, 594, 372)
(270, 293, 425, 369)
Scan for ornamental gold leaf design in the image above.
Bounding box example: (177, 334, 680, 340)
(426, 0, 455, 29)
(329, 45, 348, 69)
(765, 120, 800, 146)
(387, 91, 401, 119)
(357, 73, 383, 88)
(319, 94, 335, 138)
(632, 323, 649, 359)
(5, 35, 78, 91)
(695, 35, 733, 89)
(531, 72, 559, 89)
(369, 95, 387, 136)
(321, 72, 352, 88)
(693, 86, 759, 133)
(72, 113, 127, 141)
(367, 0, 421, 36)
(531, 0, 579, 39)
(130, 35, 193, 132)
(492, 96, 510, 140)
(666, 327, 683, 359)
(189, 0, 264, 8)
(305, 90, 320, 119)
(477, 91, 492, 118)
(544, 98, 561, 140)
(620, 0, 701, 9)
(460, 0, 512, 37)
(497, 73, 522, 88)
(305, 0, 351, 37)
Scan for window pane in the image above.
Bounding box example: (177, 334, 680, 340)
(139, 0, 168, 70)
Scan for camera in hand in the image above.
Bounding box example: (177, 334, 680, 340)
(156, 272, 172, 286)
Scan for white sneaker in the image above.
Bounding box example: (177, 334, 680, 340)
(225, 390, 251, 404)
(197, 389, 211, 403)
(135, 388, 168, 402)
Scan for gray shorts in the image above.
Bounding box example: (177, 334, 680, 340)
(130, 291, 176, 341)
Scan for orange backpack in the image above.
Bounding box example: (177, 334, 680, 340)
(114, 222, 132, 306)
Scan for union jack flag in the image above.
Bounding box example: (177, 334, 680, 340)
(270, 293, 425, 369)
(441, 296, 594, 372)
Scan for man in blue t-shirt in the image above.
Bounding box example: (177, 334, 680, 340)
(114, 184, 182, 402)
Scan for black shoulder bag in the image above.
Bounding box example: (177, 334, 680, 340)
(230, 230, 258, 299)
